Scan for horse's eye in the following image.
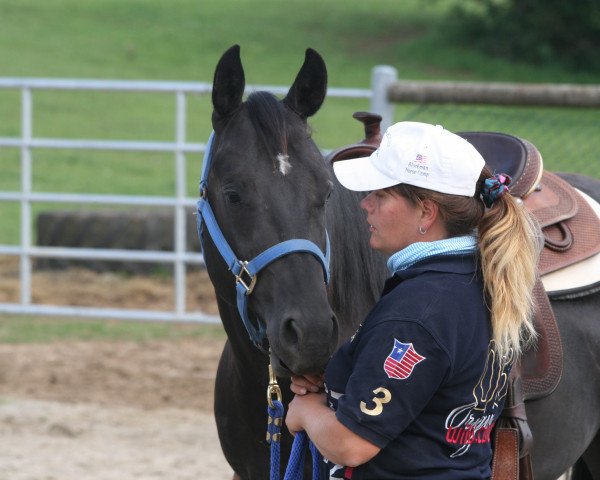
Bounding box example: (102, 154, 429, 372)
(225, 191, 241, 204)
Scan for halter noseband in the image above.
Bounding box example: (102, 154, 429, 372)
(196, 132, 331, 350)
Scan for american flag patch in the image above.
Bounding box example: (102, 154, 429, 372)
(384, 339, 425, 380)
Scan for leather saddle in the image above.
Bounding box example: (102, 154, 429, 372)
(328, 113, 600, 478)
(459, 131, 600, 281)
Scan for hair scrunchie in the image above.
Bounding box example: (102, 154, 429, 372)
(481, 173, 512, 208)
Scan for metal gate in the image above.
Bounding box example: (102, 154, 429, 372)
(0, 77, 373, 323)
(3, 70, 594, 323)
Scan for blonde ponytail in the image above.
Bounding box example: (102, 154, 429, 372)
(478, 193, 541, 359)
(393, 173, 541, 359)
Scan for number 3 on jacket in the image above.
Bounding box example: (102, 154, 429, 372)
(360, 387, 392, 416)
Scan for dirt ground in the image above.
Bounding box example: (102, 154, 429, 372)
(0, 259, 573, 480)
(0, 258, 236, 480)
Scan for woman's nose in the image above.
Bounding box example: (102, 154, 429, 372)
(360, 192, 373, 211)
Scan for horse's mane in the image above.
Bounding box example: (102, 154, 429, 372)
(326, 180, 388, 335)
(245, 91, 288, 159)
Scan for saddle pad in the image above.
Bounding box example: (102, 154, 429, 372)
(541, 188, 600, 298)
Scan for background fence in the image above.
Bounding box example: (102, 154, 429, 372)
(371, 67, 600, 179)
(0, 78, 371, 323)
(0, 68, 598, 323)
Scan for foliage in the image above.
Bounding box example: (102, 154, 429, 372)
(447, 0, 600, 72)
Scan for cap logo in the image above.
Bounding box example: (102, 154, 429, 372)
(414, 153, 428, 164)
(405, 153, 430, 179)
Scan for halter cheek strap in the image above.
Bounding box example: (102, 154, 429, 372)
(197, 132, 331, 350)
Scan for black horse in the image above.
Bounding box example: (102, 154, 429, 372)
(201, 45, 600, 479)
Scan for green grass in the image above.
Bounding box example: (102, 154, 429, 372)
(0, 4, 597, 215)
(1, 0, 598, 246)
(1, 0, 597, 147)
(2, 0, 598, 84)
(0, 1, 599, 341)
(0, 314, 226, 344)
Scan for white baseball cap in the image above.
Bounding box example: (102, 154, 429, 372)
(333, 121, 486, 196)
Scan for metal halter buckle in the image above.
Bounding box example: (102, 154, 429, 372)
(235, 261, 257, 294)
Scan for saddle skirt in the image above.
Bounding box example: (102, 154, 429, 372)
(535, 184, 600, 298)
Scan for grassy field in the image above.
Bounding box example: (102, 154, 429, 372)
(1, 0, 598, 225)
(4, 0, 599, 85)
(0, 1, 599, 340)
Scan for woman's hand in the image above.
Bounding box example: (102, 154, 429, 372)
(285, 392, 381, 466)
(285, 392, 327, 435)
(289, 374, 324, 395)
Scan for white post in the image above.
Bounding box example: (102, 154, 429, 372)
(370, 65, 398, 132)
(20, 87, 32, 305)
(174, 91, 187, 318)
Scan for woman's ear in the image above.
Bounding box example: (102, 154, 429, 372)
(420, 199, 440, 230)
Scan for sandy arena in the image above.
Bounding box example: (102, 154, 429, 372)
(0, 259, 572, 480)
(0, 259, 235, 480)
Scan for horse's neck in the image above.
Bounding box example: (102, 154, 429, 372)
(213, 294, 263, 357)
(326, 186, 388, 340)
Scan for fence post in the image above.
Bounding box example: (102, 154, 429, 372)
(20, 87, 33, 305)
(174, 91, 187, 318)
(370, 65, 397, 132)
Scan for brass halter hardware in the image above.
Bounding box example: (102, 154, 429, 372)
(267, 362, 282, 409)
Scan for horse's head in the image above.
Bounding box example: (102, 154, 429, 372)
(201, 45, 336, 376)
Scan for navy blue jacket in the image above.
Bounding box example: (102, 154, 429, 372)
(321, 254, 512, 479)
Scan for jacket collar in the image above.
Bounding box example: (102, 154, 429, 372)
(382, 253, 479, 296)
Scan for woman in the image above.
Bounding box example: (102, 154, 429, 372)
(285, 121, 540, 479)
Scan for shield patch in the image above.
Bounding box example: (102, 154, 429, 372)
(384, 339, 425, 380)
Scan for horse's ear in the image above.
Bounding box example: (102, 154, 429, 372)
(283, 48, 327, 118)
(212, 44, 245, 121)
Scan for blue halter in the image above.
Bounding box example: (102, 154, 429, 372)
(196, 132, 331, 350)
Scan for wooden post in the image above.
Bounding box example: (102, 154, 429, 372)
(386, 80, 600, 107)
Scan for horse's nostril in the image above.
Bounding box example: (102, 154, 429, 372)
(280, 312, 338, 351)
(281, 316, 301, 347)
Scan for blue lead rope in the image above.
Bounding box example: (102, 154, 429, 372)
(267, 400, 284, 479)
(284, 431, 322, 480)
(267, 400, 322, 480)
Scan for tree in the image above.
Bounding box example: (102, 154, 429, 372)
(451, 0, 600, 71)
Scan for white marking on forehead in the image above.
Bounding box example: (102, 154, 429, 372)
(277, 153, 292, 175)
